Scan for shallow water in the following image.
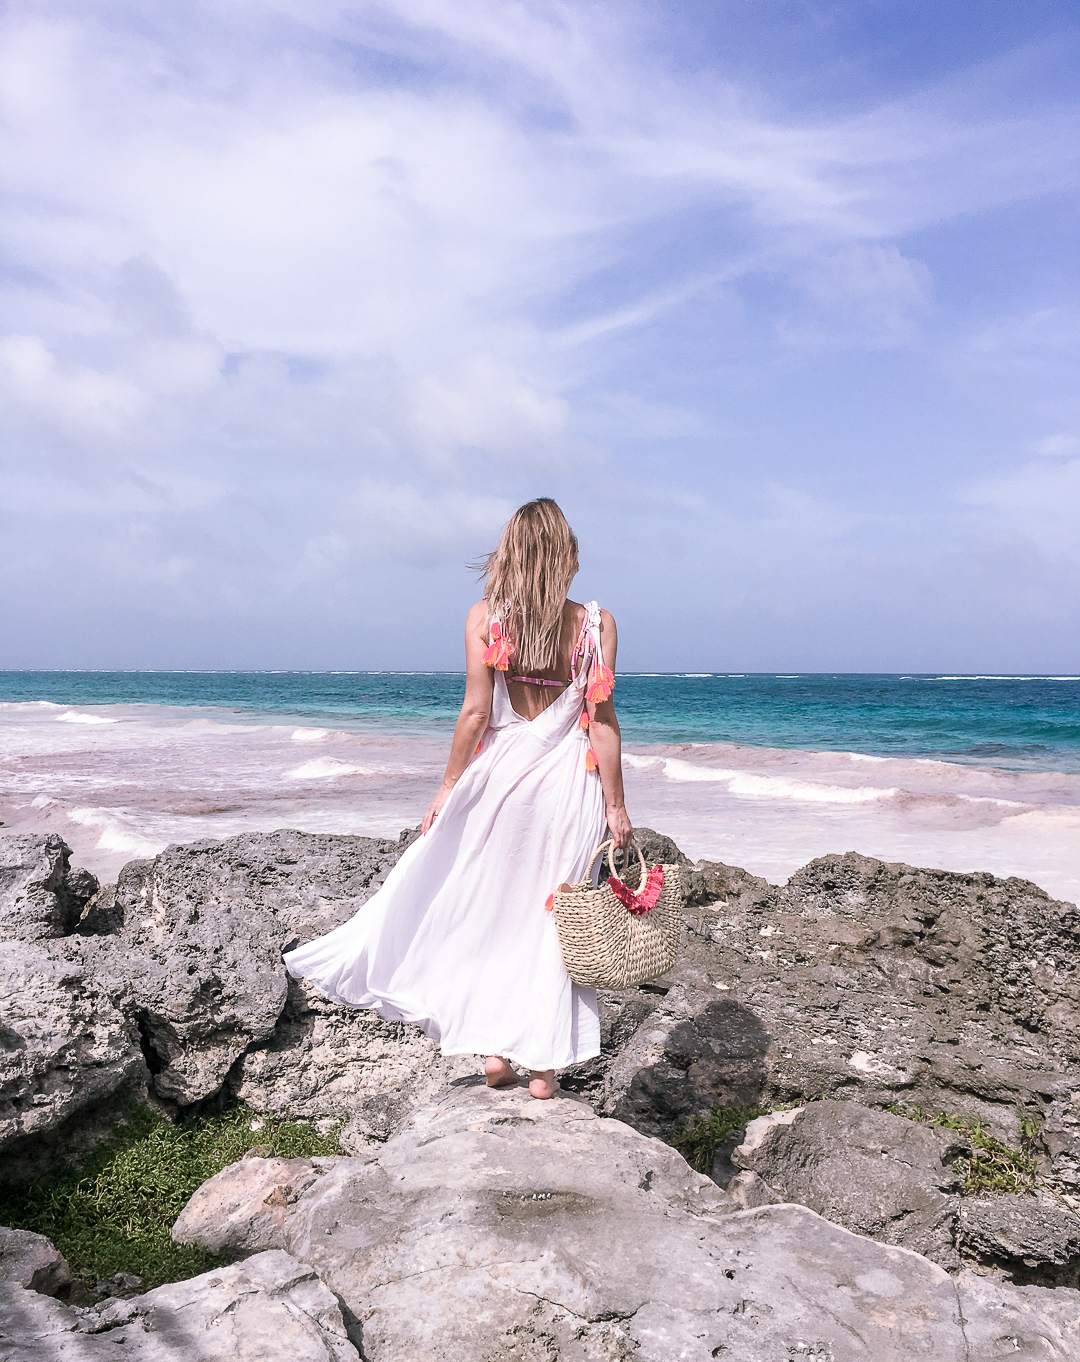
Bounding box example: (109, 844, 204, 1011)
(1, 675, 1077, 904)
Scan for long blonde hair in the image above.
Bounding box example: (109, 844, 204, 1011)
(477, 498, 579, 672)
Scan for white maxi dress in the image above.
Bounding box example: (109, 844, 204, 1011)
(282, 603, 609, 1071)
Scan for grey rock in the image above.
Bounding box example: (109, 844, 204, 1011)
(75, 883, 122, 937)
(0, 1226, 71, 1296)
(172, 1153, 343, 1257)
(226, 974, 477, 1131)
(732, 1099, 967, 1268)
(173, 1080, 1079, 1361)
(725, 1169, 783, 1209)
(0, 938, 147, 1156)
(958, 1192, 1080, 1287)
(0, 834, 98, 941)
(573, 850, 1080, 1165)
(0, 1249, 360, 1360)
(105, 828, 418, 1105)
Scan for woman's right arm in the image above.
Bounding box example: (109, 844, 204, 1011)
(421, 602, 494, 835)
(587, 609, 633, 849)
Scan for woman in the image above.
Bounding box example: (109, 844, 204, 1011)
(283, 498, 633, 1099)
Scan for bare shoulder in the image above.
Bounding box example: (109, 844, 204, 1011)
(466, 600, 489, 630)
(599, 608, 617, 634)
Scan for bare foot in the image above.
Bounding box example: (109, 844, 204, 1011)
(529, 1069, 558, 1099)
(485, 1055, 519, 1088)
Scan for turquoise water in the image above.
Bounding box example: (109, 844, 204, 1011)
(2, 672, 1078, 773)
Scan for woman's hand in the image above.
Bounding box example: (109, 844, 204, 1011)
(606, 802, 633, 850)
(422, 782, 453, 835)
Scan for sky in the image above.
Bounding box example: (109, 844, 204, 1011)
(1, 0, 1078, 672)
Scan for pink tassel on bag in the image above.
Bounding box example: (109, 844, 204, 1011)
(608, 865, 665, 916)
(482, 621, 512, 671)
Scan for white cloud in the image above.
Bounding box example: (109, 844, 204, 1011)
(0, 1, 1076, 668)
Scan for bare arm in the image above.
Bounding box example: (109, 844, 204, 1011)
(587, 609, 633, 849)
(421, 601, 494, 835)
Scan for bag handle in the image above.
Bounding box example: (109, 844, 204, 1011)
(585, 838, 646, 885)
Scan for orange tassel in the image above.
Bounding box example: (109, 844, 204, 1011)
(544, 893, 554, 912)
(481, 620, 512, 672)
(585, 748, 598, 772)
(578, 710, 590, 731)
(475, 740, 483, 755)
(586, 662, 615, 704)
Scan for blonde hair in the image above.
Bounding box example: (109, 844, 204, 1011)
(477, 498, 579, 672)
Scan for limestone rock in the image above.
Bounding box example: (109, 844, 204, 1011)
(173, 1080, 1079, 1361)
(574, 851, 1080, 1166)
(0, 1249, 360, 1360)
(958, 1192, 1080, 1287)
(0, 938, 147, 1155)
(0, 1226, 71, 1296)
(226, 974, 477, 1130)
(105, 829, 417, 1105)
(172, 1153, 342, 1257)
(0, 834, 98, 941)
(732, 1099, 967, 1268)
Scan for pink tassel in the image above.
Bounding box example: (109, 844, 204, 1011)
(608, 865, 665, 916)
(482, 621, 512, 672)
(475, 740, 483, 755)
(578, 710, 590, 731)
(544, 893, 554, 912)
(585, 748, 598, 772)
(586, 662, 615, 704)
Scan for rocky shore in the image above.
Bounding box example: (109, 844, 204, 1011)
(2, 827, 1079, 1359)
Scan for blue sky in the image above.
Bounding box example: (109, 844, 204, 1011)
(1, 0, 1077, 671)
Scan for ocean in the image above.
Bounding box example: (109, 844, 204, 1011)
(1, 672, 1078, 903)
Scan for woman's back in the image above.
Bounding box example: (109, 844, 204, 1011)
(503, 598, 589, 723)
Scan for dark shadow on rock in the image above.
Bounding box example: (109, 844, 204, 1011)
(607, 998, 773, 1141)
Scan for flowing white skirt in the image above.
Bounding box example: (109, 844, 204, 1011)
(283, 674, 606, 1071)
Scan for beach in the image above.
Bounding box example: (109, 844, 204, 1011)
(2, 675, 1077, 902)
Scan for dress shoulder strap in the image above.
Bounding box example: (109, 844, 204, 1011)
(572, 602, 614, 702)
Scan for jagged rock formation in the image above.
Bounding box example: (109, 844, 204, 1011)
(172, 1080, 1080, 1361)
(0, 938, 147, 1167)
(0, 833, 98, 941)
(0, 1248, 360, 1361)
(577, 848, 1080, 1167)
(3, 828, 1080, 1296)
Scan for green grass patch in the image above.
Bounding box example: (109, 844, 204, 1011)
(0, 1104, 341, 1291)
(670, 1106, 764, 1174)
(887, 1104, 1040, 1196)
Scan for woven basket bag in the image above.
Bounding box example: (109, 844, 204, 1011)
(552, 839, 683, 990)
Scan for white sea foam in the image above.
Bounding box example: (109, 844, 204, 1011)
(662, 759, 897, 803)
(291, 728, 330, 742)
(623, 753, 662, 770)
(287, 757, 368, 779)
(662, 760, 738, 782)
(727, 773, 899, 804)
(67, 806, 165, 857)
(55, 710, 117, 724)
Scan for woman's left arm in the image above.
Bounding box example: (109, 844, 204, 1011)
(587, 610, 633, 849)
(421, 601, 495, 834)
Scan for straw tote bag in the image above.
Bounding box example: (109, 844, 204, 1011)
(551, 840, 683, 990)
